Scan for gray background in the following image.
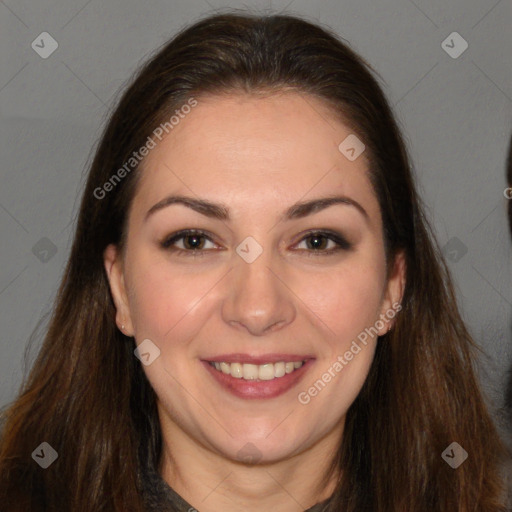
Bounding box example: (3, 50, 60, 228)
(1, 0, 511, 416)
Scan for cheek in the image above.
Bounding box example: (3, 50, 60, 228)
(126, 256, 221, 343)
(291, 258, 387, 346)
(297, 344, 376, 430)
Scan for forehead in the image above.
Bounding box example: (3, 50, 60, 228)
(130, 91, 379, 223)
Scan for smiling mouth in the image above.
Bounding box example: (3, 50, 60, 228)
(208, 360, 305, 381)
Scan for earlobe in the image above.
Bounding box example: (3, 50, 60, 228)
(103, 244, 134, 336)
(378, 249, 406, 335)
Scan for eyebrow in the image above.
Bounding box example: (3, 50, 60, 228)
(144, 194, 369, 223)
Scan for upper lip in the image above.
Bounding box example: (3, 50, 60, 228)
(203, 353, 315, 365)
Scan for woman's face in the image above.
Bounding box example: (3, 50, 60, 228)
(105, 91, 404, 464)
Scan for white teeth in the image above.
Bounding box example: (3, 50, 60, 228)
(210, 360, 305, 380)
(243, 363, 259, 380)
(274, 362, 285, 378)
(258, 363, 275, 381)
(230, 362, 243, 379)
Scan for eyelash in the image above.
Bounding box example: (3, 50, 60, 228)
(160, 229, 352, 257)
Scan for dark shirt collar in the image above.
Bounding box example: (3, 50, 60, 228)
(141, 466, 331, 512)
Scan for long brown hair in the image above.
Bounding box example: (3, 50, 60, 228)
(0, 11, 509, 511)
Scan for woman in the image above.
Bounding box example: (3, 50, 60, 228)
(0, 11, 510, 511)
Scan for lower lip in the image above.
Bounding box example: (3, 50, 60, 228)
(201, 359, 314, 399)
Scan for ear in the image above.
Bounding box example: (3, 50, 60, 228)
(103, 244, 134, 336)
(376, 249, 406, 336)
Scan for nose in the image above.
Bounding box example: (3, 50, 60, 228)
(221, 243, 296, 337)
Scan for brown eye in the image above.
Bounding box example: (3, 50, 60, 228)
(295, 230, 352, 255)
(304, 233, 330, 250)
(161, 229, 218, 255)
(180, 233, 206, 250)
